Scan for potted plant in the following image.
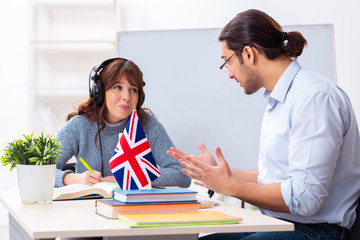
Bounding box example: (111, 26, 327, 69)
(1, 133, 61, 204)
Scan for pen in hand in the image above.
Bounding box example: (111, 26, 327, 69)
(79, 157, 94, 172)
(208, 189, 214, 198)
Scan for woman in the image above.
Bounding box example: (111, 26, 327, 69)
(54, 58, 191, 188)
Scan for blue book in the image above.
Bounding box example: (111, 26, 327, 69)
(113, 188, 198, 203)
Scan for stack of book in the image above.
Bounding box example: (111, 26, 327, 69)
(96, 188, 199, 218)
(95, 188, 242, 228)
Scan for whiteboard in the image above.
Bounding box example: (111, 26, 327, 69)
(117, 24, 336, 170)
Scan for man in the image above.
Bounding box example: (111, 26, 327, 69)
(167, 9, 360, 240)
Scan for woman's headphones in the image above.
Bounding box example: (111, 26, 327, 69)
(89, 57, 127, 107)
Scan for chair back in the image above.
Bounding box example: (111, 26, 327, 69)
(347, 199, 360, 240)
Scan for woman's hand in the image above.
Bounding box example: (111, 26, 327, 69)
(63, 170, 103, 186)
(102, 175, 117, 183)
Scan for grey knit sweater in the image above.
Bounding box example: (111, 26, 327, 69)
(54, 112, 191, 188)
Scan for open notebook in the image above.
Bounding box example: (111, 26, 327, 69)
(53, 182, 120, 200)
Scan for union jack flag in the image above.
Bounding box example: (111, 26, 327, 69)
(109, 109, 161, 190)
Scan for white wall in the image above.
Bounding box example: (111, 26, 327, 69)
(0, 0, 359, 227)
(0, 0, 28, 228)
(0, 1, 28, 187)
(117, 0, 360, 120)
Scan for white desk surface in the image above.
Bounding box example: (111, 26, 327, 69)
(0, 189, 293, 239)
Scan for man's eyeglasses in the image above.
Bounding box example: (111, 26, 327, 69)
(219, 52, 236, 72)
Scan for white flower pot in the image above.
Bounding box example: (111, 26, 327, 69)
(16, 164, 56, 204)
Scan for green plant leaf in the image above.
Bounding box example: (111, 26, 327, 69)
(0, 132, 62, 170)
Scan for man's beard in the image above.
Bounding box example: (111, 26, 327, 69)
(241, 65, 264, 95)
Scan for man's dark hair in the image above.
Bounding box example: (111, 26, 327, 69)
(219, 9, 307, 62)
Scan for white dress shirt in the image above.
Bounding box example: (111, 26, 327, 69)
(257, 60, 360, 230)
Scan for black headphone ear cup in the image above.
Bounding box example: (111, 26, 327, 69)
(138, 81, 146, 106)
(140, 92, 145, 106)
(92, 80, 105, 106)
(89, 85, 94, 99)
(89, 70, 96, 100)
(97, 80, 105, 106)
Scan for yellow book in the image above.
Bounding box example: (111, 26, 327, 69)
(117, 210, 242, 226)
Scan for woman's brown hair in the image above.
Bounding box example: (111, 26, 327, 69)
(219, 9, 307, 62)
(67, 58, 149, 146)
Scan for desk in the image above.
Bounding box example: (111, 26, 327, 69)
(0, 189, 293, 240)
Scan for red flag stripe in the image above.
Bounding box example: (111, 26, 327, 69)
(129, 110, 136, 141)
(109, 136, 151, 168)
(141, 158, 161, 175)
(109, 134, 150, 187)
(126, 169, 130, 190)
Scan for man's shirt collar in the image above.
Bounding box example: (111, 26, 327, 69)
(264, 60, 301, 108)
